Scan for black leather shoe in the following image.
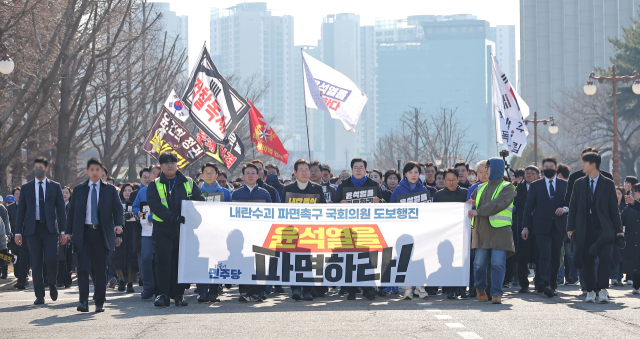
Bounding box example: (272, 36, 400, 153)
(14, 282, 26, 290)
(49, 285, 58, 301)
(544, 286, 554, 298)
(34, 297, 45, 305)
(347, 292, 356, 300)
(553, 291, 558, 296)
(95, 305, 104, 313)
(77, 302, 89, 312)
(518, 288, 529, 294)
(154, 294, 170, 307)
(175, 295, 188, 306)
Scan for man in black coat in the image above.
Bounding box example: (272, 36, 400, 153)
(265, 163, 285, 199)
(147, 152, 204, 307)
(521, 157, 568, 297)
(567, 152, 623, 303)
(564, 147, 613, 207)
(7, 190, 29, 287)
(512, 166, 540, 292)
(252, 159, 281, 202)
(309, 160, 337, 202)
(333, 157, 384, 301)
(14, 157, 66, 305)
(283, 159, 327, 301)
(62, 158, 124, 312)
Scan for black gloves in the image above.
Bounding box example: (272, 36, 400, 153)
(177, 216, 186, 224)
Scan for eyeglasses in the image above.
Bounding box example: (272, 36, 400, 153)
(445, 179, 458, 183)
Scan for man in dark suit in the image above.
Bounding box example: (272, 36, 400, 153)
(512, 166, 540, 293)
(62, 158, 124, 312)
(283, 159, 327, 301)
(14, 157, 66, 305)
(522, 157, 568, 298)
(567, 152, 623, 303)
(564, 147, 613, 207)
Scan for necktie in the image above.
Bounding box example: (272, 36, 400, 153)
(38, 181, 46, 221)
(91, 183, 99, 225)
(549, 180, 555, 200)
(589, 179, 595, 202)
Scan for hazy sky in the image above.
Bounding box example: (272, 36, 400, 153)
(152, 0, 520, 71)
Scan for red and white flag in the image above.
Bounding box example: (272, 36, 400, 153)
(248, 100, 289, 164)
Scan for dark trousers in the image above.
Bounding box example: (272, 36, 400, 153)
(25, 223, 58, 298)
(633, 272, 640, 290)
(516, 234, 538, 288)
(77, 225, 109, 305)
(154, 234, 186, 297)
(536, 227, 564, 290)
(582, 217, 613, 292)
(196, 283, 220, 297)
(290, 285, 314, 294)
(57, 260, 72, 287)
(239, 284, 265, 295)
(13, 243, 30, 283)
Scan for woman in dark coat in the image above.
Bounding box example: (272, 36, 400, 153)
(622, 184, 640, 293)
(56, 186, 73, 288)
(381, 169, 400, 203)
(113, 183, 139, 293)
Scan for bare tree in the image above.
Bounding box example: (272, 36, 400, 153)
(543, 89, 640, 175)
(372, 107, 478, 171)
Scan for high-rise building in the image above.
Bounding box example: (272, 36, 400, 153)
(520, 0, 639, 120)
(376, 15, 496, 159)
(210, 2, 299, 152)
(319, 13, 365, 170)
(488, 25, 516, 90)
(152, 2, 189, 76)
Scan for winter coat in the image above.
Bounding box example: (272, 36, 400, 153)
(622, 201, 640, 274)
(390, 178, 428, 203)
(332, 176, 385, 203)
(470, 179, 516, 256)
(231, 185, 273, 202)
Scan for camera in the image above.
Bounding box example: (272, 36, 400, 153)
(499, 150, 509, 158)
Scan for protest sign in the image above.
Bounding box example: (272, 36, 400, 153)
(178, 202, 471, 287)
(343, 187, 378, 203)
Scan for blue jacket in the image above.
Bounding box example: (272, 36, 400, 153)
(467, 182, 481, 201)
(132, 185, 153, 223)
(201, 181, 231, 201)
(390, 178, 428, 202)
(231, 184, 273, 202)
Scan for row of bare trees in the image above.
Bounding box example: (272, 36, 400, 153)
(0, 0, 187, 194)
(372, 107, 478, 171)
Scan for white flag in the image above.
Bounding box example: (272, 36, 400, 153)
(302, 51, 368, 133)
(491, 55, 529, 157)
(163, 89, 190, 122)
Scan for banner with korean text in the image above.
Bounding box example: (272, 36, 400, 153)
(178, 202, 471, 287)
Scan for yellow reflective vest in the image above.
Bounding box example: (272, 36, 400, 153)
(472, 181, 514, 228)
(152, 177, 193, 222)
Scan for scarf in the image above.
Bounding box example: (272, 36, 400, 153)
(201, 181, 222, 194)
(351, 175, 367, 188)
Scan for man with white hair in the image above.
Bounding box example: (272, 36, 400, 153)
(467, 160, 489, 200)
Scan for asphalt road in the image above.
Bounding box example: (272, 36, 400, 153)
(1, 282, 640, 338)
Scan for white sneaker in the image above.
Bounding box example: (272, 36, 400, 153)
(413, 288, 420, 296)
(403, 288, 413, 300)
(417, 287, 428, 299)
(632, 289, 639, 294)
(628, 280, 634, 286)
(598, 289, 609, 303)
(584, 291, 596, 302)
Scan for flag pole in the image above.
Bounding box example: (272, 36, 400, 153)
(301, 48, 312, 160)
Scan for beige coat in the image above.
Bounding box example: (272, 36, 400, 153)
(470, 179, 516, 257)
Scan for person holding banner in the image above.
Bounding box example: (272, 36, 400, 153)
(147, 152, 205, 307)
(390, 161, 429, 300)
(196, 162, 231, 304)
(251, 160, 281, 203)
(232, 162, 272, 302)
(433, 168, 470, 299)
(467, 158, 515, 305)
(283, 159, 327, 301)
(333, 157, 384, 301)
(309, 161, 336, 203)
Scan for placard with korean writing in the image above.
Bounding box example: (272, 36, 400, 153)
(396, 191, 432, 204)
(285, 193, 320, 204)
(343, 186, 378, 203)
(203, 192, 224, 202)
(178, 201, 471, 287)
(142, 107, 204, 170)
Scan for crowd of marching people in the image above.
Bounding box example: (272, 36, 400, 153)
(2, 145, 640, 312)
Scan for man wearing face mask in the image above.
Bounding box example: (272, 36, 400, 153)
(512, 165, 541, 293)
(265, 163, 285, 199)
(14, 157, 67, 305)
(521, 157, 569, 298)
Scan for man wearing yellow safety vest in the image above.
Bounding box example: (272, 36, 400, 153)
(467, 157, 516, 305)
(147, 152, 204, 307)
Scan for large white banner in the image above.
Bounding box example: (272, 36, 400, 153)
(178, 202, 471, 287)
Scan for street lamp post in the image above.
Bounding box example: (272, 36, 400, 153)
(435, 153, 461, 168)
(524, 111, 558, 167)
(584, 65, 640, 185)
(0, 43, 14, 75)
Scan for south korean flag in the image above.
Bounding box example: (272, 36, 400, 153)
(163, 89, 190, 122)
(491, 55, 529, 157)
